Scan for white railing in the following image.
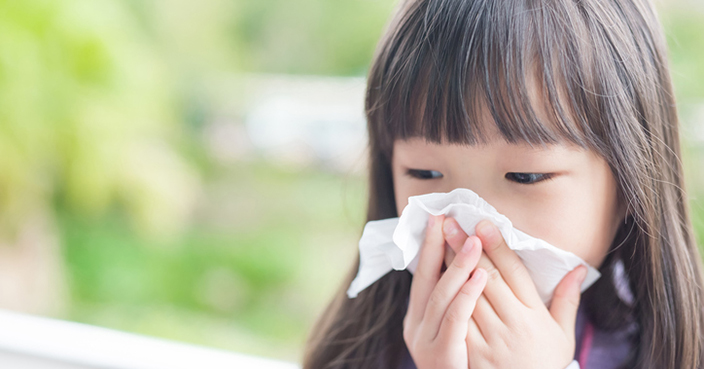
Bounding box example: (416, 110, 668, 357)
(0, 309, 300, 369)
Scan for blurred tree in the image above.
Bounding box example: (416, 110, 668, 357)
(0, 0, 200, 314)
(230, 0, 396, 76)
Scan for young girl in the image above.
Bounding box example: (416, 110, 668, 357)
(303, 0, 704, 368)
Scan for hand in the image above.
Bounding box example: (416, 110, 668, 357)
(441, 217, 588, 369)
(403, 214, 488, 369)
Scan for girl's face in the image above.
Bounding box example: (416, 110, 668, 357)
(391, 125, 627, 269)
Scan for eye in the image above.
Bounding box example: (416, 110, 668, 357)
(505, 172, 553, 184)
(406, 169, 444, 180)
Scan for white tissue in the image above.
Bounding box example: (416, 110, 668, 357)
(347, 188, 601, 305)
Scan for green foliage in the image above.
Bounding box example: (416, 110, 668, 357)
(230, 0, 397, 75)
(61, 160, 366, 361)
(662, 7, 704, 103)
(0, 0, 199, 239)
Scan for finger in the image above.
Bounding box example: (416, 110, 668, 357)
(436, 268, 487, 344)
(467, 317, 487, 349)
(550, 265, 588, 337)
(442, 218, 469, 270)
(442, 217, 469, 254)
(443, 243, 455, 272)
(476, 220, 543, 308)
(422, 236, 482, 337)
(472, 293, 503, 343)
(474, 251, 523, 323)
(406, 214, 446, 330)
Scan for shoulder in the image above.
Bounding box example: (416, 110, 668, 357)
(575, 300, 637, 369)
(574, 261, 638, 369)
(397, 345, 416, 369)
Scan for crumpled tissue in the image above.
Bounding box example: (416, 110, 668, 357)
(347, 188, 601, 305)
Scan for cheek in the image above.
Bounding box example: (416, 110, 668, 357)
(393, 187, 410, 216)
(392, 169, 409, 216)
(541, 222, 613, 267)
(506, 186, 619, 268)
(392, 174, 438, 216)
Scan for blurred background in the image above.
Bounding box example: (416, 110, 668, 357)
(0, 0, 702, 364)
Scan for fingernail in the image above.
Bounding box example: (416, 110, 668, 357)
(576, 266, 588, 284)
(460, 237, 475, 254)
(477, 220, 495, 239)
(443, 220, 457, 237)
(428, 215, 435, 228)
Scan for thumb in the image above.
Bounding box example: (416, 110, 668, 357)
(549, 265, 588, 337)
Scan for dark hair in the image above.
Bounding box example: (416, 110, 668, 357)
(304, 0, 704, 368)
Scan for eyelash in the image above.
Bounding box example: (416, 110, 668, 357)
(504, 172, 554, 185)
(405, 169, 554, 185)
(405, 169, 443, 180)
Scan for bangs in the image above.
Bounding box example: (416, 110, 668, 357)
(366, 0, 606, 156)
